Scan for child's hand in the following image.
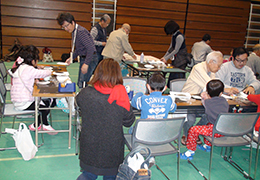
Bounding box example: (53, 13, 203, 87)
(200, 91, 210, 100)
(37, 65, 45, 69)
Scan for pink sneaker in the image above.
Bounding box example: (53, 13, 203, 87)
(29, 123, 42, 131)
(42, 124, 58, 135)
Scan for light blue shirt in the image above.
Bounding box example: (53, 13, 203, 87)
(131, 91, 177, 119)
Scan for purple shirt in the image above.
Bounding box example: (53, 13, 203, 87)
(72, 24, 96, 65)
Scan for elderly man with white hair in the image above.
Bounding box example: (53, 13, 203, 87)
(182, 51, 223, 94)
(102, 23, 136, 63)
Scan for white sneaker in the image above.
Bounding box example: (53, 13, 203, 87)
(29, 123, 42, 131)
(42, 124, 58, 135)
(148, 157, 155, 168)
(254, 130, 259, 138)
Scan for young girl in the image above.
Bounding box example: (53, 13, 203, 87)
(9, 45, 57, 134)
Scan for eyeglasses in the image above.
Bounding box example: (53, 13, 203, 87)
(235, 58, 248, 63)
(62, 23, 70, 29)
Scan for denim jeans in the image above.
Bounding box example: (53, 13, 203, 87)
(77, 171, 116, 180)
(97, 52, 103, 63)
(77, 53, 98, 88)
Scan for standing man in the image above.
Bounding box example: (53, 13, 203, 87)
(191, 34, 213, 65)
(247, 44, 260, 77)
(102, 23, 137, 63)
(90, 14, 111, 63)
(56, 12, 98, 88)
(216, 47, 260, 95)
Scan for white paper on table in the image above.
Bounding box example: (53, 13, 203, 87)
(221, 94, 233, 100)
(53, 72, 69, 76)
(191, 95, 202, 100)
(57, 62, 69, 66)
(170, 91, 191, 102)
(123, 53, 166, 66)
(56, 76, 71, 83)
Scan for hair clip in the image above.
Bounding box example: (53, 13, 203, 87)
(17, 57, 24, 64)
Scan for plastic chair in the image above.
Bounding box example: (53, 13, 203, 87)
(0, 77, 35, 139)
(0, 61, 11, 91)
(123, 77, 147, 94)
(169, 78, 186, 92)
(251, 131, 260, 180)
(203, 113, 260, 180)
(124, 117, 186, 180)
(74, 98, 81, 155)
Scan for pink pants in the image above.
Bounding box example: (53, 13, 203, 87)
(186, 123, 223, 151)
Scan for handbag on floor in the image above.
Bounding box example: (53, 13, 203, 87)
(6, 123, 38, 161)
(116, 146, 151, 180)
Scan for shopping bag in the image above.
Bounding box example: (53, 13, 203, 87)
(6, 123, 38, 161)
(116, 146, 152, 180)
(56, 97, 75, 114)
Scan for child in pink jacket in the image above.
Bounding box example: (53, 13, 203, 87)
(9, 45, 57, 135)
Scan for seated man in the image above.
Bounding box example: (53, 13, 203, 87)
(216, 46, 260, 95)
(182, 51, 223, 95)
(191, 34, 213, 65)
(181, 51, 223, 144)
(246, 44, 260, 77)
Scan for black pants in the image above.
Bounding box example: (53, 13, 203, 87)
(25, 99, 55, 127)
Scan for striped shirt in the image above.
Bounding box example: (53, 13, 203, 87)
(90, 26, 105, 46)
(72, 24, 96, 65)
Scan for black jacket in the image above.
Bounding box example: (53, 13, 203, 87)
(76, 86, 135, 175)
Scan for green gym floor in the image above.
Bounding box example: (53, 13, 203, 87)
(0, 61, 259, 180)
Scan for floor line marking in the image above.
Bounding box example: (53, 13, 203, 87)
(0, 153, 76, 161)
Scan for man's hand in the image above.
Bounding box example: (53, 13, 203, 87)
(161, 57, 167, 64)
(81, 64, 89, 74)
(224, 87, 239, 95)
(132, 55, 137, 60)
(65, 58, 71, 65)
(102, 42, 106, 46)
(243, 86, 255, 95)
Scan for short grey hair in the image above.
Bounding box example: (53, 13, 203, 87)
(206, 51, 223, 64)
(101, 14, 111, 22)
(122, 23, 131, 32)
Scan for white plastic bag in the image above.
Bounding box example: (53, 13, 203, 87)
(6, 123, 38, 161)
(127, 152, 145, 172)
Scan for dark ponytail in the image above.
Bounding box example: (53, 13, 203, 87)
(11, 45, 39, 73)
